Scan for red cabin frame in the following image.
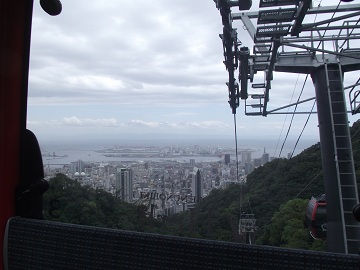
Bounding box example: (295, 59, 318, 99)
(0, 1, 33, 269)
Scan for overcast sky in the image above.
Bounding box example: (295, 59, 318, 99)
(27, 0, 360, 153)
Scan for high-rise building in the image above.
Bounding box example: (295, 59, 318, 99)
(115, 168, 133, 203)
(253, 158, 262, 167)
(261, 149, 270, 165)
(241, 151, 251, 165)
(262, 153, 270, 165)
(77, 159, 85, 173)
(224, 154, 230, 165)
(244, 162, 254, 175)
(190, 159, 195, 167)
(70, 159, 85, 174)
(191, 169, 203, 203)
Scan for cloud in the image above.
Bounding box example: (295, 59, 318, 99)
(128, 120, 164, 128)
(64, 75, 126, 91)
(127, 120, 230, 130)
(28, 0, 226, 107)
(27, 0, 351, 145)
(62, 117, 120, 127)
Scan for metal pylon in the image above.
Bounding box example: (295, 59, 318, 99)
(214, 0, 360, 254)
(239, 213, 256, 244)
(312, 63, 360, 254)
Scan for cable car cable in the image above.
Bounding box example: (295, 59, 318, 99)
(339, 18, 359, 50)
(276, 0, 338, 161)
(233, 113, 239, 184)
(273, 74, 301, 158)
(275, 75, 308, 168)
(273, 1, 324, 160)
(233, 113, 243, 221)
(258, 170, 324, 231)
(289, 99, 316, 159)
(293, 171, 323, 199)
(240, 0, 348, 234)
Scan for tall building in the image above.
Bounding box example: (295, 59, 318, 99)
(241, 151, 251, 165)
(261, 152, 270, 165)
(77, 159, 85, 173)
(115, 167, 133, 203)
(244, 162, 254, 175)
(191, 169, 203, 203)
(190, 159, 195, 167)
(224, 154, 230, 165)
(253, 158, 262, 167)
(70, 159, 85, 174)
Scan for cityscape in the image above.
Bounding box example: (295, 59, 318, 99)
(43, 144, 276, 218)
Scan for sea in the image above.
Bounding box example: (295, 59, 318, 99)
(40, 138, 319, 167)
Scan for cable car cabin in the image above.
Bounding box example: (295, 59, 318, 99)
(305, 194, 327, 240)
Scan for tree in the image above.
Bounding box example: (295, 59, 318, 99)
(43, 173, 165, 232)
(256, 198, 324, 250)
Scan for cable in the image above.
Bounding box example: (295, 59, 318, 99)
(253, 0, 353, 236)
(289, 99, 316, 159)
(351, 126, 360, 139)
(314, 1, 340, 49)
(276, 1, 338, 159)
(273, 75, 301, 157)
(258, 170, 324, 231)
(277, 75, 309, 159)
(273, 1, 323, 159)
(233, 113, 239, 183)
(339, 18, 360, 50)
(259, 120, 358, 230)
(233, 113, 242, 222)
(259, 120, 359, 231)
(293, 171, 323, 199)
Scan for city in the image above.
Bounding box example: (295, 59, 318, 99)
(43, 144, 274, 218)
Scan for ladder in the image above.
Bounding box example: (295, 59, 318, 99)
(325, 63, 360, 254)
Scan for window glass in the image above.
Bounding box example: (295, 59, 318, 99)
(27, 0, 360, 253)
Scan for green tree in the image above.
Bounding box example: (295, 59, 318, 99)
(42, 120, 360, 251)
(43, 173, 165, 232)
(256, 198, 324, 250)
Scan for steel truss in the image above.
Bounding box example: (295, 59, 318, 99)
(214, 0, 360, 254)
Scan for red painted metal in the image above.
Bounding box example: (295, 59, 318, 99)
(0, 1, 33, 269)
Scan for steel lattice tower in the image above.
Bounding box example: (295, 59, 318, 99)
(214, 0, 360, 254)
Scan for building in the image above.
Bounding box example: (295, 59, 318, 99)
(261, 150, 270, 165)
(70, 159, 85, 174)
(244, 162, 254, 175)
(224, 154, 230, 165)
(253, 158, 262, 167)
(191, 169, 203, 203)
(241, 151, 251, 165)
(190, 159, 195, 167)
(115, 167, 133, 203)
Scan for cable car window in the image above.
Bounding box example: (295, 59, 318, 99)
(30, 0, 258, 243)
(25, 0, 360, 254)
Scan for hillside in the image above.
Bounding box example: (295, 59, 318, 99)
(43, 120, 360, 249)
(165, 120, 360, 247)
(43, 173, 167, 234)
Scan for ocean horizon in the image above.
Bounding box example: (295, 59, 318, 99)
(39, 137, 319, 166)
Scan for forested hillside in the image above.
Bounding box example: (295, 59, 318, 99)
(43, 120, 360, 250)
(165, 119, 360, 248)
(43, 173, 167, 233)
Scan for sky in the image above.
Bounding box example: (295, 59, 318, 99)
(27, 0, 360, 154)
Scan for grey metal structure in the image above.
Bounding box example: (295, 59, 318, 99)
(239, 213, 256, 244)
(214, 0, 360, 254)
